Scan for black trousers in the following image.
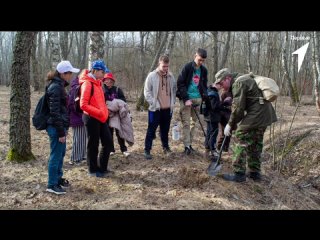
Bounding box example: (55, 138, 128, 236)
(83, 114, 113, 173)
(145, 108, 172, 151)
(109, 127, 127, 152)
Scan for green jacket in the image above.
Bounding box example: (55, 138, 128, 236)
(228, 73, 277, 131)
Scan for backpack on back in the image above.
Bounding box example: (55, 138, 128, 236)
(249, 73, 280, 102)
(32, 86, 50, 130)
(235, 73, 280, 102)
(73, 81, 94, 114)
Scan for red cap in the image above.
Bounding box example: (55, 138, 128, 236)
(103, 72, 115, 82)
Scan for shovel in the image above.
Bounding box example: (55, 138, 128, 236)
(191, 104, 206, 137)
(207, 135, 228, 176)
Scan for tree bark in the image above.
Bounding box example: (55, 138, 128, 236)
(7, 31, 37, 162)
(312, 31, 320, 114)
(282, 32, 298, 105)
(49, 31, 60, 69)
(211, 31, 218, 76)
(164, 31, 176, 57)
(246, 32, 252, 73)
(89, 31, 105, 68)
(219, 32, 231, 70)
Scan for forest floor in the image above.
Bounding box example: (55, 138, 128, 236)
(0, 85, 319, 209)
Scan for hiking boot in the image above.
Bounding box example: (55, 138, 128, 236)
(222, 173, 246, 182)
(248, 172, 261, 181)
(184, 146, 192, 155)
(58, 178, 70, 188)
(144, 150, 152, 160)
(97, 169, 115, 178)
(46, 185, 66, 195)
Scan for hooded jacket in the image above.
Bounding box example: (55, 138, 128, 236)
(47, 77, 69, 137)
(79, 70, 108, 123)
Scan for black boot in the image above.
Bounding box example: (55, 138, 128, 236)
(222, 173, 246, 182)
(248, 172, 261, 181)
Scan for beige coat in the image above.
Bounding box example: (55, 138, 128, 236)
(107, 99, 134, 146)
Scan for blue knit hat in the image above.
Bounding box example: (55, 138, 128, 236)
(91, 60, 110, 73)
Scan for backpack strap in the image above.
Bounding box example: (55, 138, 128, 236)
(88, 81, 94, 104)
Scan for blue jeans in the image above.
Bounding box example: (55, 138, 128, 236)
(46, 125, 66, 188)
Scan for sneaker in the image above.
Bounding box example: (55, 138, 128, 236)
(110, 152, 115, 156)
(184, 146, 191, 155)
(58, 178, 70, 188)
(144, 150, 152, 160)
(163, 147, 172, 154)
(96, 169, 115, 178)
(88, 172, 96, 177)
(46, 185, 66, 195)
(68, 160, 74, 165)
(123, 151, 130, 157)
(189, 145, 196, 153)
(248, 172, 261, 181)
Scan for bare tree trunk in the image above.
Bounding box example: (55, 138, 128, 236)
(59, 31, 73, 60)
(281, 32, 298, 105)
(136, 32, 169, 111)
(256, 32, 261, 74)
(312, 31, 320, 114)
(164, 31, 176, 57)
(89, 31, 105, 69)
(50, 31, 60, 69)
(211, 31, 218, 76)
(7, 31, 37, 162)
(246, 32, 252, 73)
(219, 32, 231, 70)
(31, 32, 40, 91)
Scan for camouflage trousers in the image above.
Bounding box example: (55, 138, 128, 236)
(231, 127, 266, 174)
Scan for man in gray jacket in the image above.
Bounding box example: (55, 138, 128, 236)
(144, 55, 176, 159)
(215, 68, 277, 182)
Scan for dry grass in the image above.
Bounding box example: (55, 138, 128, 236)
(0, 86, 319, 209)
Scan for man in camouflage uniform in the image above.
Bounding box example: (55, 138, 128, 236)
(214, 68, 277, 182)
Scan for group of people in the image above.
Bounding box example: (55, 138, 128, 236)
(44, 47, 277, 195)
(142, 48, 277, 183)
(45, 60, 132, 195)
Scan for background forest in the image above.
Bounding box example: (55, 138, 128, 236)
(0, 31, 319, 209)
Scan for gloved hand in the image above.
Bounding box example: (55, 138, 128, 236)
(224, 124, 231, 136)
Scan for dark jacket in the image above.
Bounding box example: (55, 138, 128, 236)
(47, 77, 69, 137)
(103, 85, 126, 102)
(202, 86, 220, 123)
(177, 61, 208, 103)
(68, 77, 84, 127)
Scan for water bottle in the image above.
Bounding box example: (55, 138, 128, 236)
(172, 122, 180, 141)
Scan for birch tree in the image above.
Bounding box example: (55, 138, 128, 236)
(312, 31, 320, 114)
(49, 31, 60, 69)
(89, 31, 105, 68)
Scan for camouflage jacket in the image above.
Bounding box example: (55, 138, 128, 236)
(228, 73, 277, 131)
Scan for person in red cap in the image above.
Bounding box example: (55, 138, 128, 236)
(102, 72, 130, 157)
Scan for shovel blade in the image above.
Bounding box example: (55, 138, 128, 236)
(207, 161, 222, 176)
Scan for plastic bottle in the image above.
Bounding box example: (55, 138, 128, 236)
(172, 122, 180, 141)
